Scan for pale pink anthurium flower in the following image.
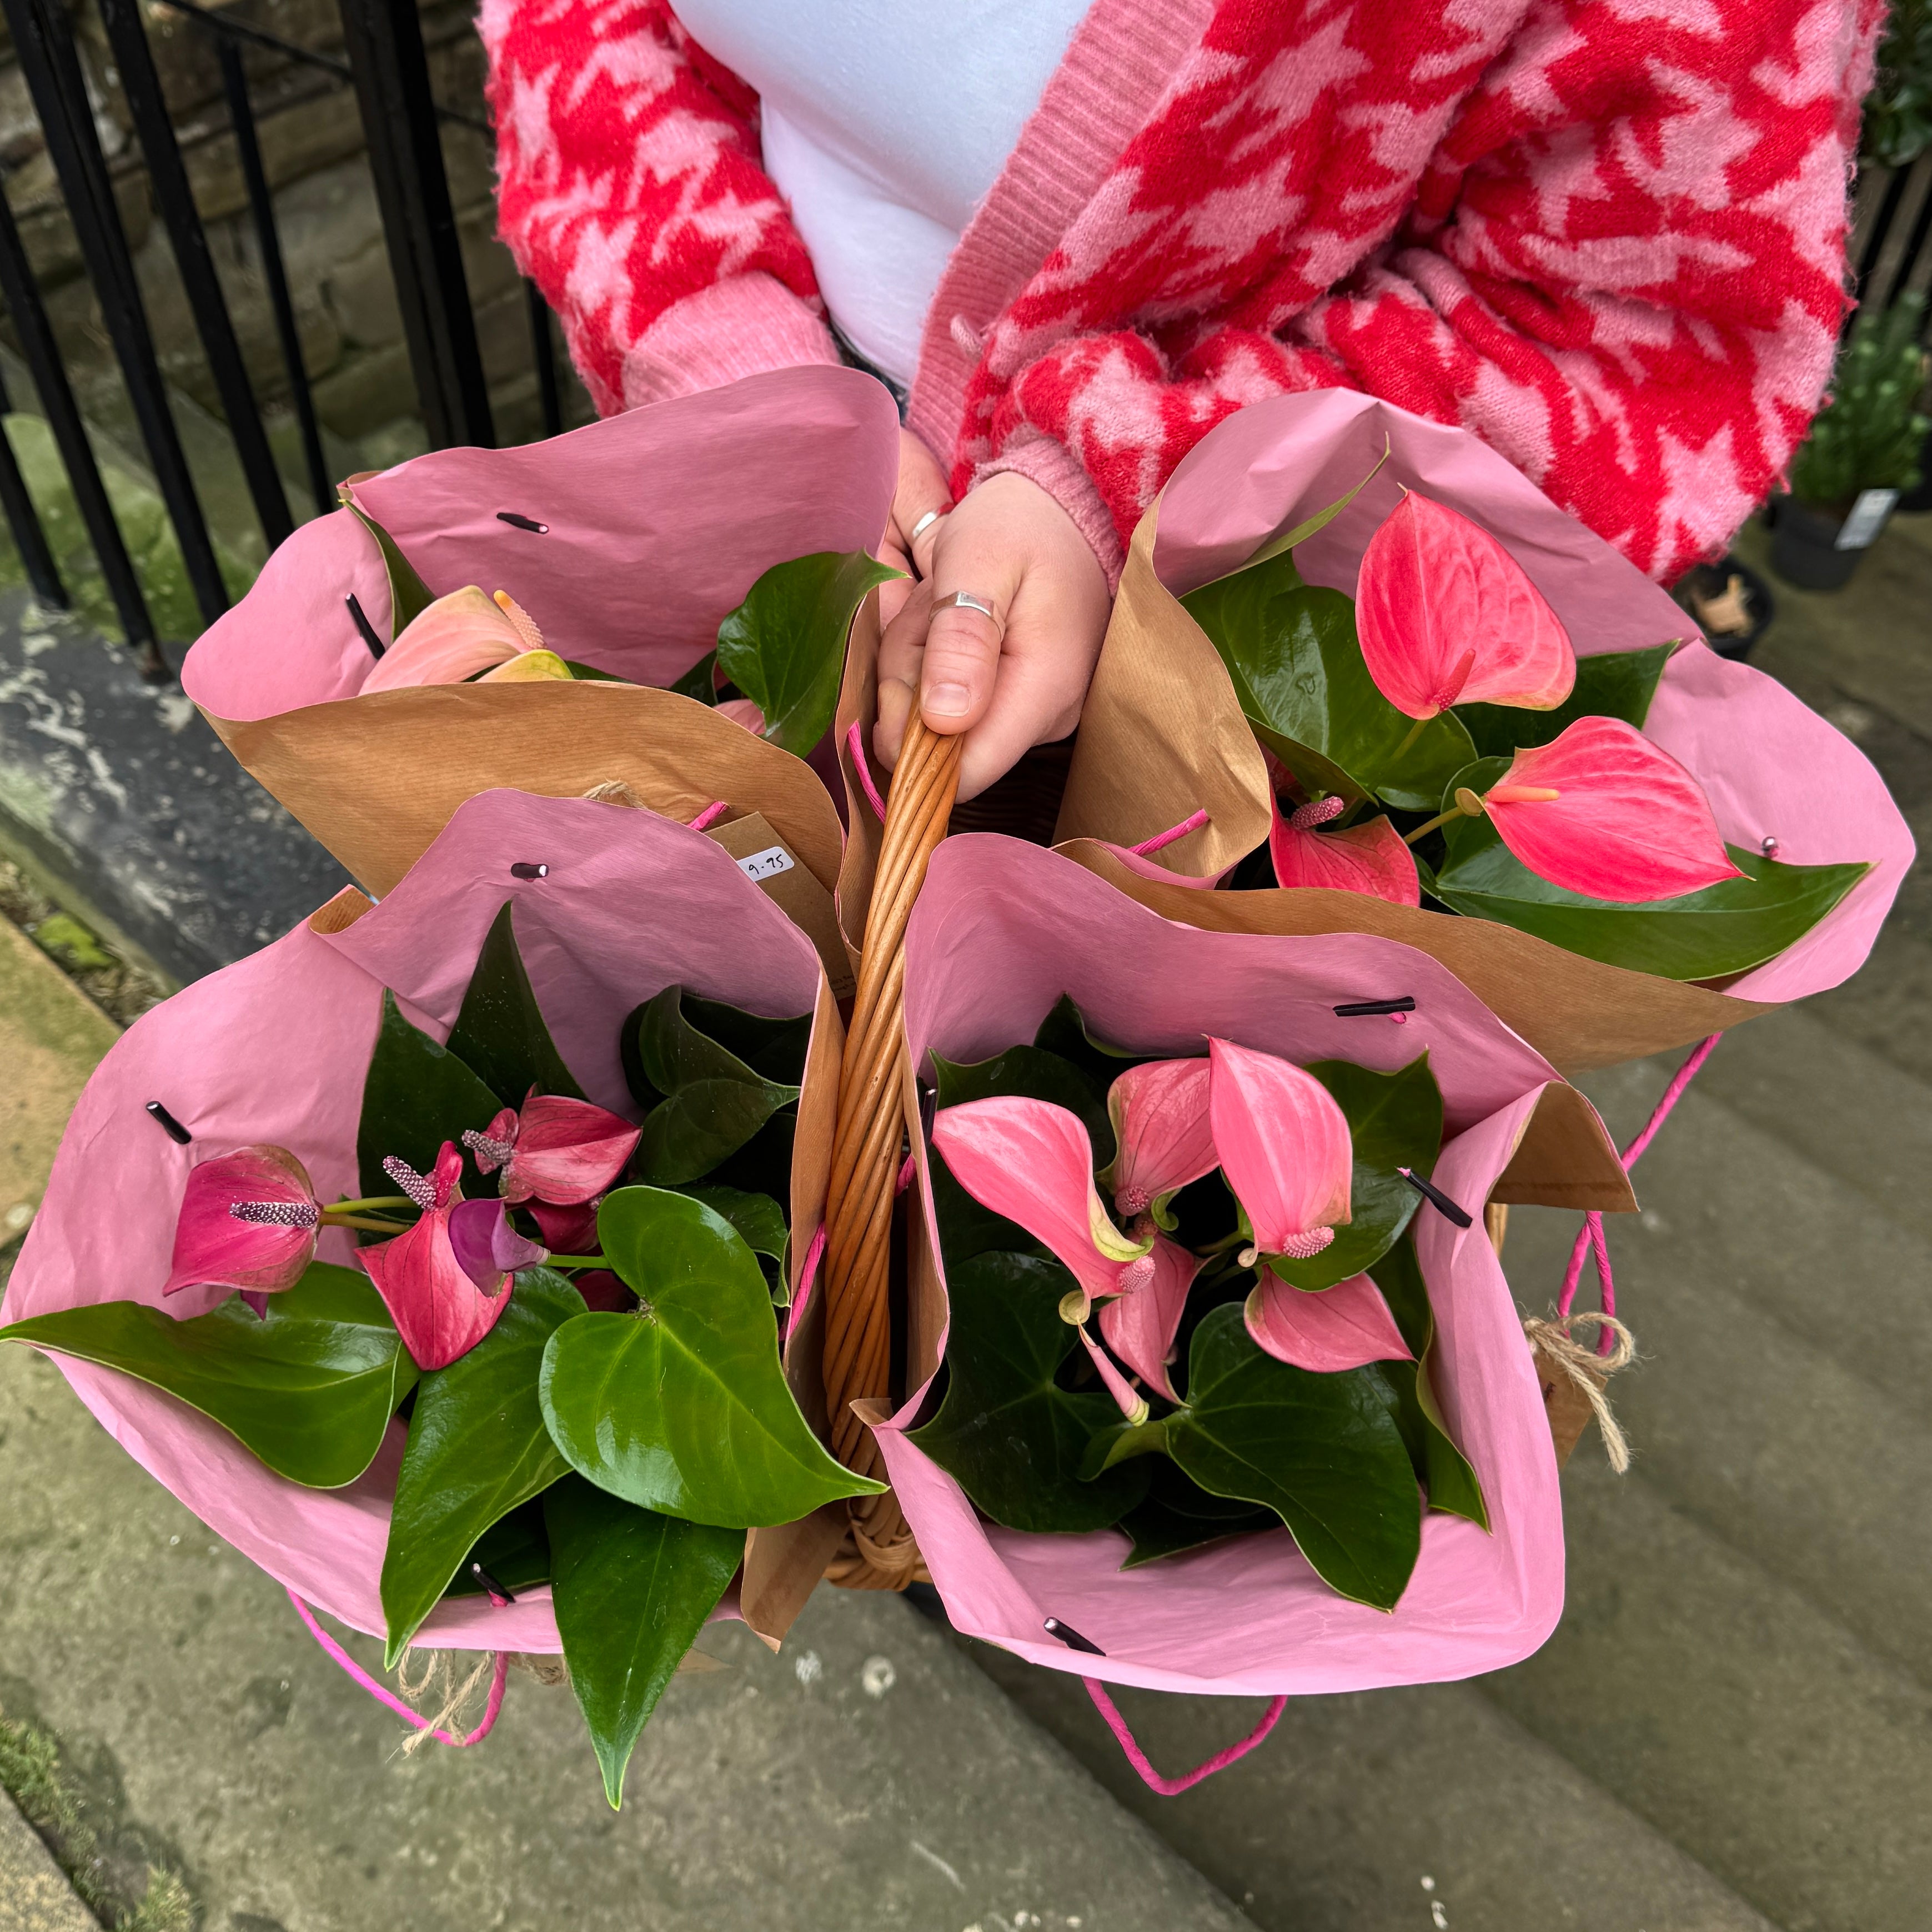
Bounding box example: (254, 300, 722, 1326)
(930, 1096, 1153, 1323)
(1469, 715, 1743, 904)
(1244, 1272, 1411, 1374)
(1268, 792, 1421, 906)
(715, 697, 766, 734)
(164, 1144, 323, 1310)
(360, 1143, 510, 1370)
(1356, 491, 1575, 719)
(464, 1096, 641, 1208)
(1100, 1058, 1217, 1223)
(359, 586, 543, 694)
(1206, 1039, 1352, 1263)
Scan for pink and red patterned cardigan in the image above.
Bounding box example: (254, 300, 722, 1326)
(480, 0, 1884, 585)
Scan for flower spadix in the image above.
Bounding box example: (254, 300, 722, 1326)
(1268, 792, 1420, 906)
(931, 1096, 1152, 1317)
(1207, 1040, 1352, 1263)
(360, 585, 540, 694)
(1244, 1272, 1411, 1374)
(1477, 716, 1743, 902)
(1100, 1058, 1216, 1221)
(464, 1095, 640, 1207)
(1356, 491, 1574, 719)
(164, 1144, 322, 1301)
(360, 1142, 510, 1369)
(1097, 1232, 1202, 1401)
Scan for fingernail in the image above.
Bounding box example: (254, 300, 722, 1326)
(925, 683, 972, 717)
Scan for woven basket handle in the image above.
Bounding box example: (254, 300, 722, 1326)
(820, 713, 962, 1588)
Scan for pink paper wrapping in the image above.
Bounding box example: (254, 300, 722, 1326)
(1118, 389, 1913, 1005)
(2, 792, 825, 1650)
(875, 836, 1576, 1694)
(182, 365, 901, 716)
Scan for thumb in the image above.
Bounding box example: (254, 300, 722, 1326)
(920, 538, 1019, 737)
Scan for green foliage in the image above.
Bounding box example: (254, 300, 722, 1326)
(1863, 0, 1932, 167)
(931, 1042, 1115, 1169)
(357, 988, 505, 1203)
(1457, 643, 1677, 759)
(445, 900, 586, 1107)
(715, 550, 901, 753)
(0, 1263, 416, 1488)
(1789, 294, 1929, 506)
(342, 499, 435, 636)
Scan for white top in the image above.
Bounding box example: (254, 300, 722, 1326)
(670, 0, 1090, 385)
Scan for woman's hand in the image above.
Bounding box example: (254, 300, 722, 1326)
(872, 471, 1111, 801)
(875, 428, 952, 628)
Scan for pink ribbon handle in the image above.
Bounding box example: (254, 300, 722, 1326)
(1084, 1679, 1287, 1795)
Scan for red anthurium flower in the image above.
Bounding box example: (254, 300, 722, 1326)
(1356, 492, 1574, 719)
(359, 586, 534, 694)
(465, 1095, 640, 1207)
(931, 1097, 1152, 1319)
(1207, 1040, 1352, 1262)
(446, 1197, 548, 1294)
(164, 1144, 320, 1301)
(1098, 1234, 1203, 1402)
(1101, 1058, 1216, 1221)
(360, 1143, 510, 1369)
(1477, 716, 1743, 904)
(526, 1197, 601, 1255)
(1269, 793, 1420, 906)
(1244, 1273, 1411, 1374)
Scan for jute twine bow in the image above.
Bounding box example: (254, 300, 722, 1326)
(1523, 1311, 1637, 1472)
(394, 1647, 501, 1754)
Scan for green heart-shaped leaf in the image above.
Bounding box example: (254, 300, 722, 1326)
(1165, 1304, 1422, 1610)
(932, 1043, 1114, 1169)
(0, 1263, 414, 1489)
(543, 1473, 741, 1808)
(443, 1498, 552, 1597)
(379, 1268, 585, 1664)
(1263, 1053, 1443, 1289)
(678, 1186, 787, 1265)
(1031, 993, 1145, 1091)
(1182, 572, 1476, 810)
(1117, 1459, 1280, 1570)
(625, 987, 800, 1185)
(1364, 1233, 1488, 1529)
(1432, 806, 1868, 981)
(357, 988, 505, 1206)
(679, 996, 812, 1086)
(344, 501, 434, 636)
(1456, 643, 1678, 758)
(539, 1189, 882, 1525)
(445, 900, 586, 1107)
(669, 649, 719, 705)
(715, 550, 902, 754)
(908, 1251, 1153, 1534)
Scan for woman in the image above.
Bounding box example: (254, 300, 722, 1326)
(482, 0, 1881, 798)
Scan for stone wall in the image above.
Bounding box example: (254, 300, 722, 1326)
(0, 0, 588, 503)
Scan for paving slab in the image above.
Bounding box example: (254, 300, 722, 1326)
(0, 1339, 1249, 1932)
(0, 1789, 96, 1932)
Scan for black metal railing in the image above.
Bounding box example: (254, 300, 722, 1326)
(0, 0, 569, 678)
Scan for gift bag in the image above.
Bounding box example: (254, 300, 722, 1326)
(181, 367, 901, 985)
(1, 791, 865, 1688)
(1052, 390, 1914, 1073)
(856, 835, 1629, 1697)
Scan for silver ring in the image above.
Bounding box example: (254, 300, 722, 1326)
(934, 590, 997, 620)
(909, 508, 944, 543)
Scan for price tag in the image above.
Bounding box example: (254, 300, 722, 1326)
(735, 845, 796, 883)
(1834, 489, 1898, 551)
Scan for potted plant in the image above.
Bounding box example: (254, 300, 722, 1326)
(1772, 293, 1928, 589)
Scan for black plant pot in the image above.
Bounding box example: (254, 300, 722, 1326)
(1769, 496, 1878, 590)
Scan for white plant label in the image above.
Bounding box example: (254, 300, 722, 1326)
(1834, 489, 1898, 551)
(736, 845, 796, 882)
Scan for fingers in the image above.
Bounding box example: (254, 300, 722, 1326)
(872, 580, 932, 771)
(891, 429, 951, 579)
(922, 525, 1023, 739)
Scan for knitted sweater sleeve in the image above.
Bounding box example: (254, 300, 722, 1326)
(983, 0, 1884, 586)
(479, 0, 839, 415)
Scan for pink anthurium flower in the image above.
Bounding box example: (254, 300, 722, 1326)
(1269, 792, 1421, 906)
(931, 1097, 1153, 1318)
(359, 585, 533, 694)
(164, 1144, 320, 1300)
(1474, 716, 1743, 903)
(1207, 1040, 1352, 1262)
(360, 1143, 510, 1370)
(1100, 1058, 1216, 1222)
(1244, 1273, 1411, 1374)
(1077, 1326, 1149, 1426)
(464, 1095, 640, 1207)
(716, 697, 766, 734)
(1097, 1235, 1203, 1402)
(1356, 492, 1574, 719)
(446, 1197, 549, 1294)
